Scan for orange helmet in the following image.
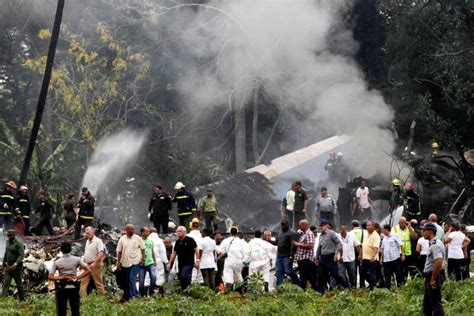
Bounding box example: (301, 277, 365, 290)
(404, 183, 414, 190)
(6, 181, 17, 189)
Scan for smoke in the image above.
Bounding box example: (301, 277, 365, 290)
(81, 129, 147, 196)
(167, 0, 396, 178)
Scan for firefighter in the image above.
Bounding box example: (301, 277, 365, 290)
(0, 181, 17, 231)
(74, 187, 95, 240)
(172, 182, 197, 230)
(402, 183, 421, 221)
(324, 152, 337, 180)
(35, 190, 55, 235)
(16, 186, 31, 235)
(431, 142, 440, 158)
(389, 179, 403, 214)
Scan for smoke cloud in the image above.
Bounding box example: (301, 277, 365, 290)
(82, 129, 147, 196)
(168, 0, 396, 178)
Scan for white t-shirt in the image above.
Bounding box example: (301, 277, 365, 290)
(219, 236, 247, 262)
(356, 187, 371, 209)
(446, 231, 466, 259)
(417, 237, 430, 255)
(248, 238, 271, 265)
(338, 232, 360, 262)
(286, 190, 295, 211)
(200, 236, 217, 269)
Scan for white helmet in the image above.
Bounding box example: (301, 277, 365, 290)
(20, 185, 28, 191)
(337, 152, 343, 157)
(168, 221, 177, 229)
(174, 182, 185, 190)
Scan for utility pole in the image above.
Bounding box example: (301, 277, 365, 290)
(19, 0, 65, 185)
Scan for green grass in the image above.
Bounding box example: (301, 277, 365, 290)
(0, 279, 473, 315)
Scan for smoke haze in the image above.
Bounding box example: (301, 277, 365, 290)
(82, 129, 147, 196)
(167, 0, 396, 178)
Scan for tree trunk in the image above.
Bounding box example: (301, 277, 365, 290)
(251, 87, 260, 164)
(234, 97, 247, 173)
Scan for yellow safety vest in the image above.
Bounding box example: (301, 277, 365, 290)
(393, 225, 411, 256)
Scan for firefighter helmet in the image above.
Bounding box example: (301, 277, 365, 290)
(6, 181, 17, 189)
(391, 178, 401, 186)
(432, 142, 440, 149)
(174, 182, 185, 190)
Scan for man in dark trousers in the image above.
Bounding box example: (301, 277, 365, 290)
(74, 187, 95, 240)
(422, 223, 445, 316)
(316, 219, 348, 292)
(48, 242, 90, 316)
(2, 229, 25, 300)
(292, 181, 308, 229)
(0, 181, 17, 231)
(35, 191, 55, 235)
(168, 225, 200, 290)
(293, 219, 318, 291)
(16, 185, 31, 235)
(149, 185, 172, 234)
(63, 193, 76, 229)
(275, 219, 301, 287)
(172, 182, 197, 230)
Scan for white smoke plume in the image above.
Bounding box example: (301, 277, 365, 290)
(169, 0, 396, 178)
(82, 129, 147, 196)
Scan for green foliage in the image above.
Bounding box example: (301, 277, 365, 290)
(0, 279, 471, 315)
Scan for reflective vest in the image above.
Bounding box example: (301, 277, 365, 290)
(173, 191, 197, 216)
(0, 189, 15, 216)
(393, 225, 411, 256)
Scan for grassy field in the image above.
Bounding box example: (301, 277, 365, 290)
(0, 279, 472, 315)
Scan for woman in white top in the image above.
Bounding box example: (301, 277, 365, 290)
(200, 228, 217, 290)
(444, 222, 471, 281)
(416, 235, 430, 273)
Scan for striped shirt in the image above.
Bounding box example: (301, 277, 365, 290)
(295, 229, 315, 261)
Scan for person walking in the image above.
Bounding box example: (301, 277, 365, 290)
(218, 227, 247, 291)
(148, 185, 172, 234)
(63, 193, 76, 229)
(2, 229, 25, 300)
(0, 181, 17, 231)
(148, 227, 168, 295)
(200, 228, 217, 290)
(316, 219, 348, 292)
(35, 191, 55, 235)
(353, 180, 373, 221)
(422, 223, 445, 316)
(139, 226, 157, 296)
(360, 220, 380, 290)
(15, 186, 31, 235)
(168, 226, 200, 290)
(338, 225, 360, 288)
(48, 242, 90, 316)
(248, 230, 272, 292)
(80, 227, 106, 297)
(74, 187, 95, 240)
(198, 188, 219, 232)
(380, 224, 404, 289)
(116, 224, 146, 301)
(293, 220, 318, 291)
(172, 182, 197, 229)
(315, 187, 337, 227)
(275, 219, 301, 287)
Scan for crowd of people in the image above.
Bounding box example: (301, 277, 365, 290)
(0, 175, 472, 316)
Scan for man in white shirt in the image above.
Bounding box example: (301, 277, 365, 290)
(283, 184, 296, 225)
(353, 180, 373, 220)
(200, 228, 217, 290)
(116, 224, 146, 301)
(187, 218, 204, 284)
(218, 227, 247, 291)
(248, 231, 272, 292)
(148, 227, 168, 295)
(80, 226, 106, 298)
(338, 225, 360, 288)
(263, 231, 277, 292)
(380, 224, 404, 289)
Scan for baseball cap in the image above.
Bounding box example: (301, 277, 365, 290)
(319, 219, 330, 226)
(421, 223, 437, 232)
